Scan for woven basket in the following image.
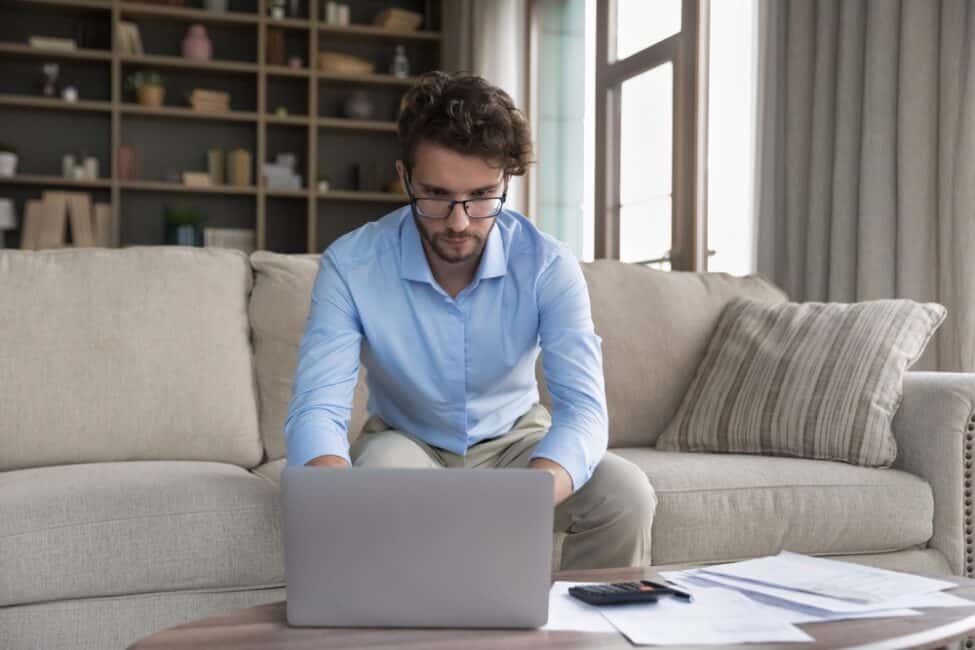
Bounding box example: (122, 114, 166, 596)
(317, 52, 375, 75)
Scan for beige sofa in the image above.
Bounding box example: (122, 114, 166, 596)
(1, 246, 972, 650)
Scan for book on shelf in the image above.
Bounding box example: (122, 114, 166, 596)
(19, 192, 113, 250)
(28, 36, 77, 51)
(189, 89, 230, 113)
(116, 22, 144, 56)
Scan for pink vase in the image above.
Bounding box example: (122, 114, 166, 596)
(182, 24, 212, 62)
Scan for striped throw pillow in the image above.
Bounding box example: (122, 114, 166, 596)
(655, 299, 946, 467)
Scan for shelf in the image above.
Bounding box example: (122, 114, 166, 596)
(318, 23, 441, 42)
(318, 190, 407, 203)
(266, 16, 312, 30)
(317, 71, 418, 87)
(265, 114, 310, 126)
(0, 41, 111, 61)
(0, 93, 111, 113)
(265, 188, 308, 198)
(120, 2, 259, 26)
(265, 64, 311, 78)
(16, 0, 113, 10)
(0, 174, 111, 188)
(120, 53, 258, 75)
(317, 117, 397, 133)
(121, 103, 258, 123)
(121, 180, 258, 195)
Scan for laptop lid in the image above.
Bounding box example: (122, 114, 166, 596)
(282, 467, 553, 629)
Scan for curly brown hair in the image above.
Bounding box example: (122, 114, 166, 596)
(397, 71, 534, 177)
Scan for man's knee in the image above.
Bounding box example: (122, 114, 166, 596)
(351, 432, 440, 468)
(596, 453, 656, 521)
(575, 452, 656, 539)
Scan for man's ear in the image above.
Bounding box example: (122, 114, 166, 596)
(395, 160, 407, 188)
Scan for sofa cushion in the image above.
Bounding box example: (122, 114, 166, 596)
(656, 299, 946, 466)
(249, 251, 370, 461)
(612, 448, 934, 566)
(580, 262, 788, 447)
(0, 461, 284, 607)
(0, 247, 263, 471)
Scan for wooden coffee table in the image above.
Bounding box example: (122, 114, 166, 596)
(130, 566, 975, 649)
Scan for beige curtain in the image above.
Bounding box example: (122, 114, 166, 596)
(755, 0, 975, 371)
(440, 0, 528, 213)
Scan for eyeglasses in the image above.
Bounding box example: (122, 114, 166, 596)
(404, 172, 507, 220)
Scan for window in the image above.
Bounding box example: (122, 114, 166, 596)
(616, 0, 682, 61)
(529, 0, 710, 269)
(618, 63, 673, 265)
(594, 0, 708, 270)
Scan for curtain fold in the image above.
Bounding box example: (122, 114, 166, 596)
(756, 0, 975, 371)
(440, 0, 528, 213)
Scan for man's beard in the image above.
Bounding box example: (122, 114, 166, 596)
(414, 214, 489, 264)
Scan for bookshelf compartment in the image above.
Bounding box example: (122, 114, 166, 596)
(0, 108, 109, 177)
(125, 18, 258, 64)
(120, 64, 258, 112)
(317, 130, 399, 193)
(264, 196, 307, 253)
(0, 2, 111, 50)
(120, 191, 254, 246)
(0, 56, 110, 99)
(265, 74, 308, 118)
(120, 115, 255, 186)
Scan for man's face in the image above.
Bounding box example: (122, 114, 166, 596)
(398, 142, 505, 265)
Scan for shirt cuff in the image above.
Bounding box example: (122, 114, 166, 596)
(529, 428, 599, 493)
(285, 410, 351, 467)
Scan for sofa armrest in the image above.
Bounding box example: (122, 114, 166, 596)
(892, 371, 975, 576)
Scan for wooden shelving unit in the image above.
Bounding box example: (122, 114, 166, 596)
(0, 0, 441, 253)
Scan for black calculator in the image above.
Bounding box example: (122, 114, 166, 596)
(568, 581, 667, 606)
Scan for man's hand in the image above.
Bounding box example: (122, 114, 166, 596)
(305, 454, 351, 468)
(529, 458, 574, 505)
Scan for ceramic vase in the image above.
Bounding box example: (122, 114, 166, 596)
(117, 145, 137, 180)
(182, 24, 212, 62)
(0, 153, 16, 177)
(343, 91, 374, 120)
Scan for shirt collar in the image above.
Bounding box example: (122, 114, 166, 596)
(399, 211, 508, 284)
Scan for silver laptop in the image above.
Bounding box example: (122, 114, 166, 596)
(281, 466, 553, 629)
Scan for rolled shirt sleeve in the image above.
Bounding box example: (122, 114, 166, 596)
(283, 250, 363, 467)
(530, 246, 609, 491)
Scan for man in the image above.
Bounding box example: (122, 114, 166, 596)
(285, 71, 655, 570)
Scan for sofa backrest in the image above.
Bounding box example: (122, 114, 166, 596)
(249, 251, 370, 462)
(577, 261, 787, 447)
(250, 252, 787, 460)
(0, 247, 264, 471)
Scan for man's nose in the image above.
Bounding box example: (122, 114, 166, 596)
(446, 202, 470, 231)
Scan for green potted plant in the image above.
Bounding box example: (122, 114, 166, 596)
(0, 142, 18, 177)
(126, 70, 165, 108)
(163, 204, 207, 246)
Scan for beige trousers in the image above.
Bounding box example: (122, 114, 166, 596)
(350, 403, 656, 571)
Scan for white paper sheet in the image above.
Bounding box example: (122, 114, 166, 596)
(702, 551, 956, 604)
(542, 582, 617, 632)
(664, 571, 924, 623)
(597, 586, 814, 645)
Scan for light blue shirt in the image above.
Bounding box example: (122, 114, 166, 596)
(284, 206, 608, 490)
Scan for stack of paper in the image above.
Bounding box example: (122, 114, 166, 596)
(547, 551, 971, 646)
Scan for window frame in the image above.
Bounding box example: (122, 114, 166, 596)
(594, 0, 710, 270)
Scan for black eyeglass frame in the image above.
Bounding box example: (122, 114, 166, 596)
(403, 170, 508, 220)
